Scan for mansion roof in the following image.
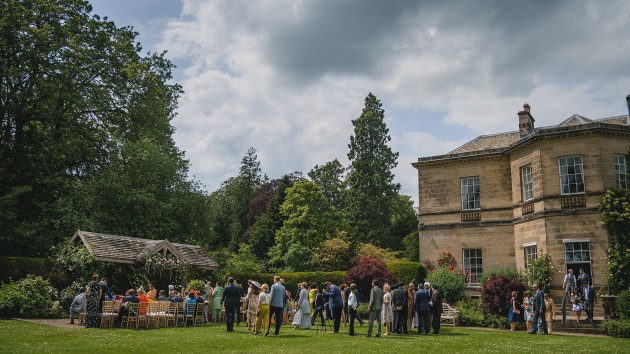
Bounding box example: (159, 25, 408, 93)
(415, 114, 630, 165)
(71, 230, 219, 270)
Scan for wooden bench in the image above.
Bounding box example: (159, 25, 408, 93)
(441, 303, 459, 326)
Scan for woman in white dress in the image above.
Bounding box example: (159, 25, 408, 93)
(382, 283, 393, 335)
(298, 282, 312, 329)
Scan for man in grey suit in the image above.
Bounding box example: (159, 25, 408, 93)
(366, 279, 383, 337)
(268, 275, 285, 336)
(67, 290, 86, 324)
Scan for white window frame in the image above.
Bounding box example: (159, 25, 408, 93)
(461, 176, 480, 211)
(615, 154, 627, 189)
(558, 156, 585, 195)
(463, 248, 483, 285)
(563, 239, 591, 264)
(523, 242, 537, 269)
(521, 164, 533, 201)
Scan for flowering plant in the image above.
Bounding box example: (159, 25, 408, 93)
(437, 251, 457, 268)
(525, 252, 558, 292)
(144, 255, 189, 283)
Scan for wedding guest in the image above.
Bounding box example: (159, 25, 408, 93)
(406, 282, 416, 330)
(255, 284, 271, 335)
(544, 293, 555, 333)
(147, 283, 157, 301)
(157, 290, 169, 301)
(523, 290, 534, 333)
(382, 283, 393, 336)
(85, 275, 101, 328)
(348, 284, 359, 336)
(212, 281, 224, 322)
(507, 291, 522, 331)
(297, 282, 312, 329)
(68, 290, 86, 325)
(246, 282, 260, 331)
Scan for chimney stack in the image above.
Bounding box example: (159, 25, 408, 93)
(518, 103, 535, 137)
(626, 95, 630, 117)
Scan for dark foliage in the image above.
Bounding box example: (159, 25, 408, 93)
(344, 256, 396, 301)
(480, 274, 528, 316)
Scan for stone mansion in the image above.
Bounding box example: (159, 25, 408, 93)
(413, 96, 630, 292)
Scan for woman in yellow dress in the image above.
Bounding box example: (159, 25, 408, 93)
(309, 283, 318, 317)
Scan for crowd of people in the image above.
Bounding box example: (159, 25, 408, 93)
(69, 269, 595, 334)
(507, 267, 595, 335)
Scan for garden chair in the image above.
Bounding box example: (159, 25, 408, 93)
(100, 300, 116, 328)
(120, 303, 140, 329)
(193, 303, 205, 326)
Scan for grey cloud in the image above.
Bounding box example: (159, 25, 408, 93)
(262, 0, 423, 82)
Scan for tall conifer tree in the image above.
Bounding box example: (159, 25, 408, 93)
(346, 93, 400, 247)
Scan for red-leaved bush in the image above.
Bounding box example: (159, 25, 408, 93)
(344, 256, 396, 301)
(480, 274, 527, 316)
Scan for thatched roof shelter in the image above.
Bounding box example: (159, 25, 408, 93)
(70, 230, 218, 270)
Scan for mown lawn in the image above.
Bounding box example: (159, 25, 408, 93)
(0, 319, 627, 353)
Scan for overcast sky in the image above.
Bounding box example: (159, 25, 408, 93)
(89, 0, 630, 205)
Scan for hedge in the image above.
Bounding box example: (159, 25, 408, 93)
(226, 271, 346, 295)
(601, 319, 630, 338)
(387, 261, 426, 284)
(0, 257, 51, 284)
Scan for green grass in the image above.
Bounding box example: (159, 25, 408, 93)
(0, 320, 627, 353)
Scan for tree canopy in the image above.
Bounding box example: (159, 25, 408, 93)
(0, 0, 205, 255)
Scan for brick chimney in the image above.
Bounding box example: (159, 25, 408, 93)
(626, 95, 630, 122)
(518, 103, 535, 137)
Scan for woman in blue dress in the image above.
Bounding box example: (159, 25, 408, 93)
(507, 291, 522, 331)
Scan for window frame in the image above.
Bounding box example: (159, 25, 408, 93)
(563, 239, 591, 264)
(523, 242, 537, 269)
(460, 176, 481, 211)
(558, 155, 585, 195)
(520, 164, 533, 202)
(462, 248, 483, 285)
(614, 154, 627, 189)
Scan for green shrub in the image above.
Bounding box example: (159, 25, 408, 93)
(455, 299, 509, 329)
(456, 299, 485, 326)
(0, 257, 51, 283)
(478, 268, 526, 286)
(186, 279, 206, 294)
(226, 271, 346, 297)
(387, 261, 426, 284)
(426, 268, 466, 304)
(601, 319, 630, 338)
(0, 275, 62, 318)
(617, 290, 630, 320)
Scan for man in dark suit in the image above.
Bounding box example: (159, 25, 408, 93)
(366, 279, 383, 337)
(430, 284, 443, 334)
(222, 277, 242, 332)
(582, 281, 596, 323)
(415, 283, 431, 334)
(529, 283, 548, 334)
(391, 283, 408, 334)
(117, 289, 139, 327)
(577, 268, 592, 296)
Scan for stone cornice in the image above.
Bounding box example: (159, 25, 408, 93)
(412, 121, 630, 168)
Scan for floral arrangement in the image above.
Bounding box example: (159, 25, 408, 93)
(144, 254, 190, 283)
